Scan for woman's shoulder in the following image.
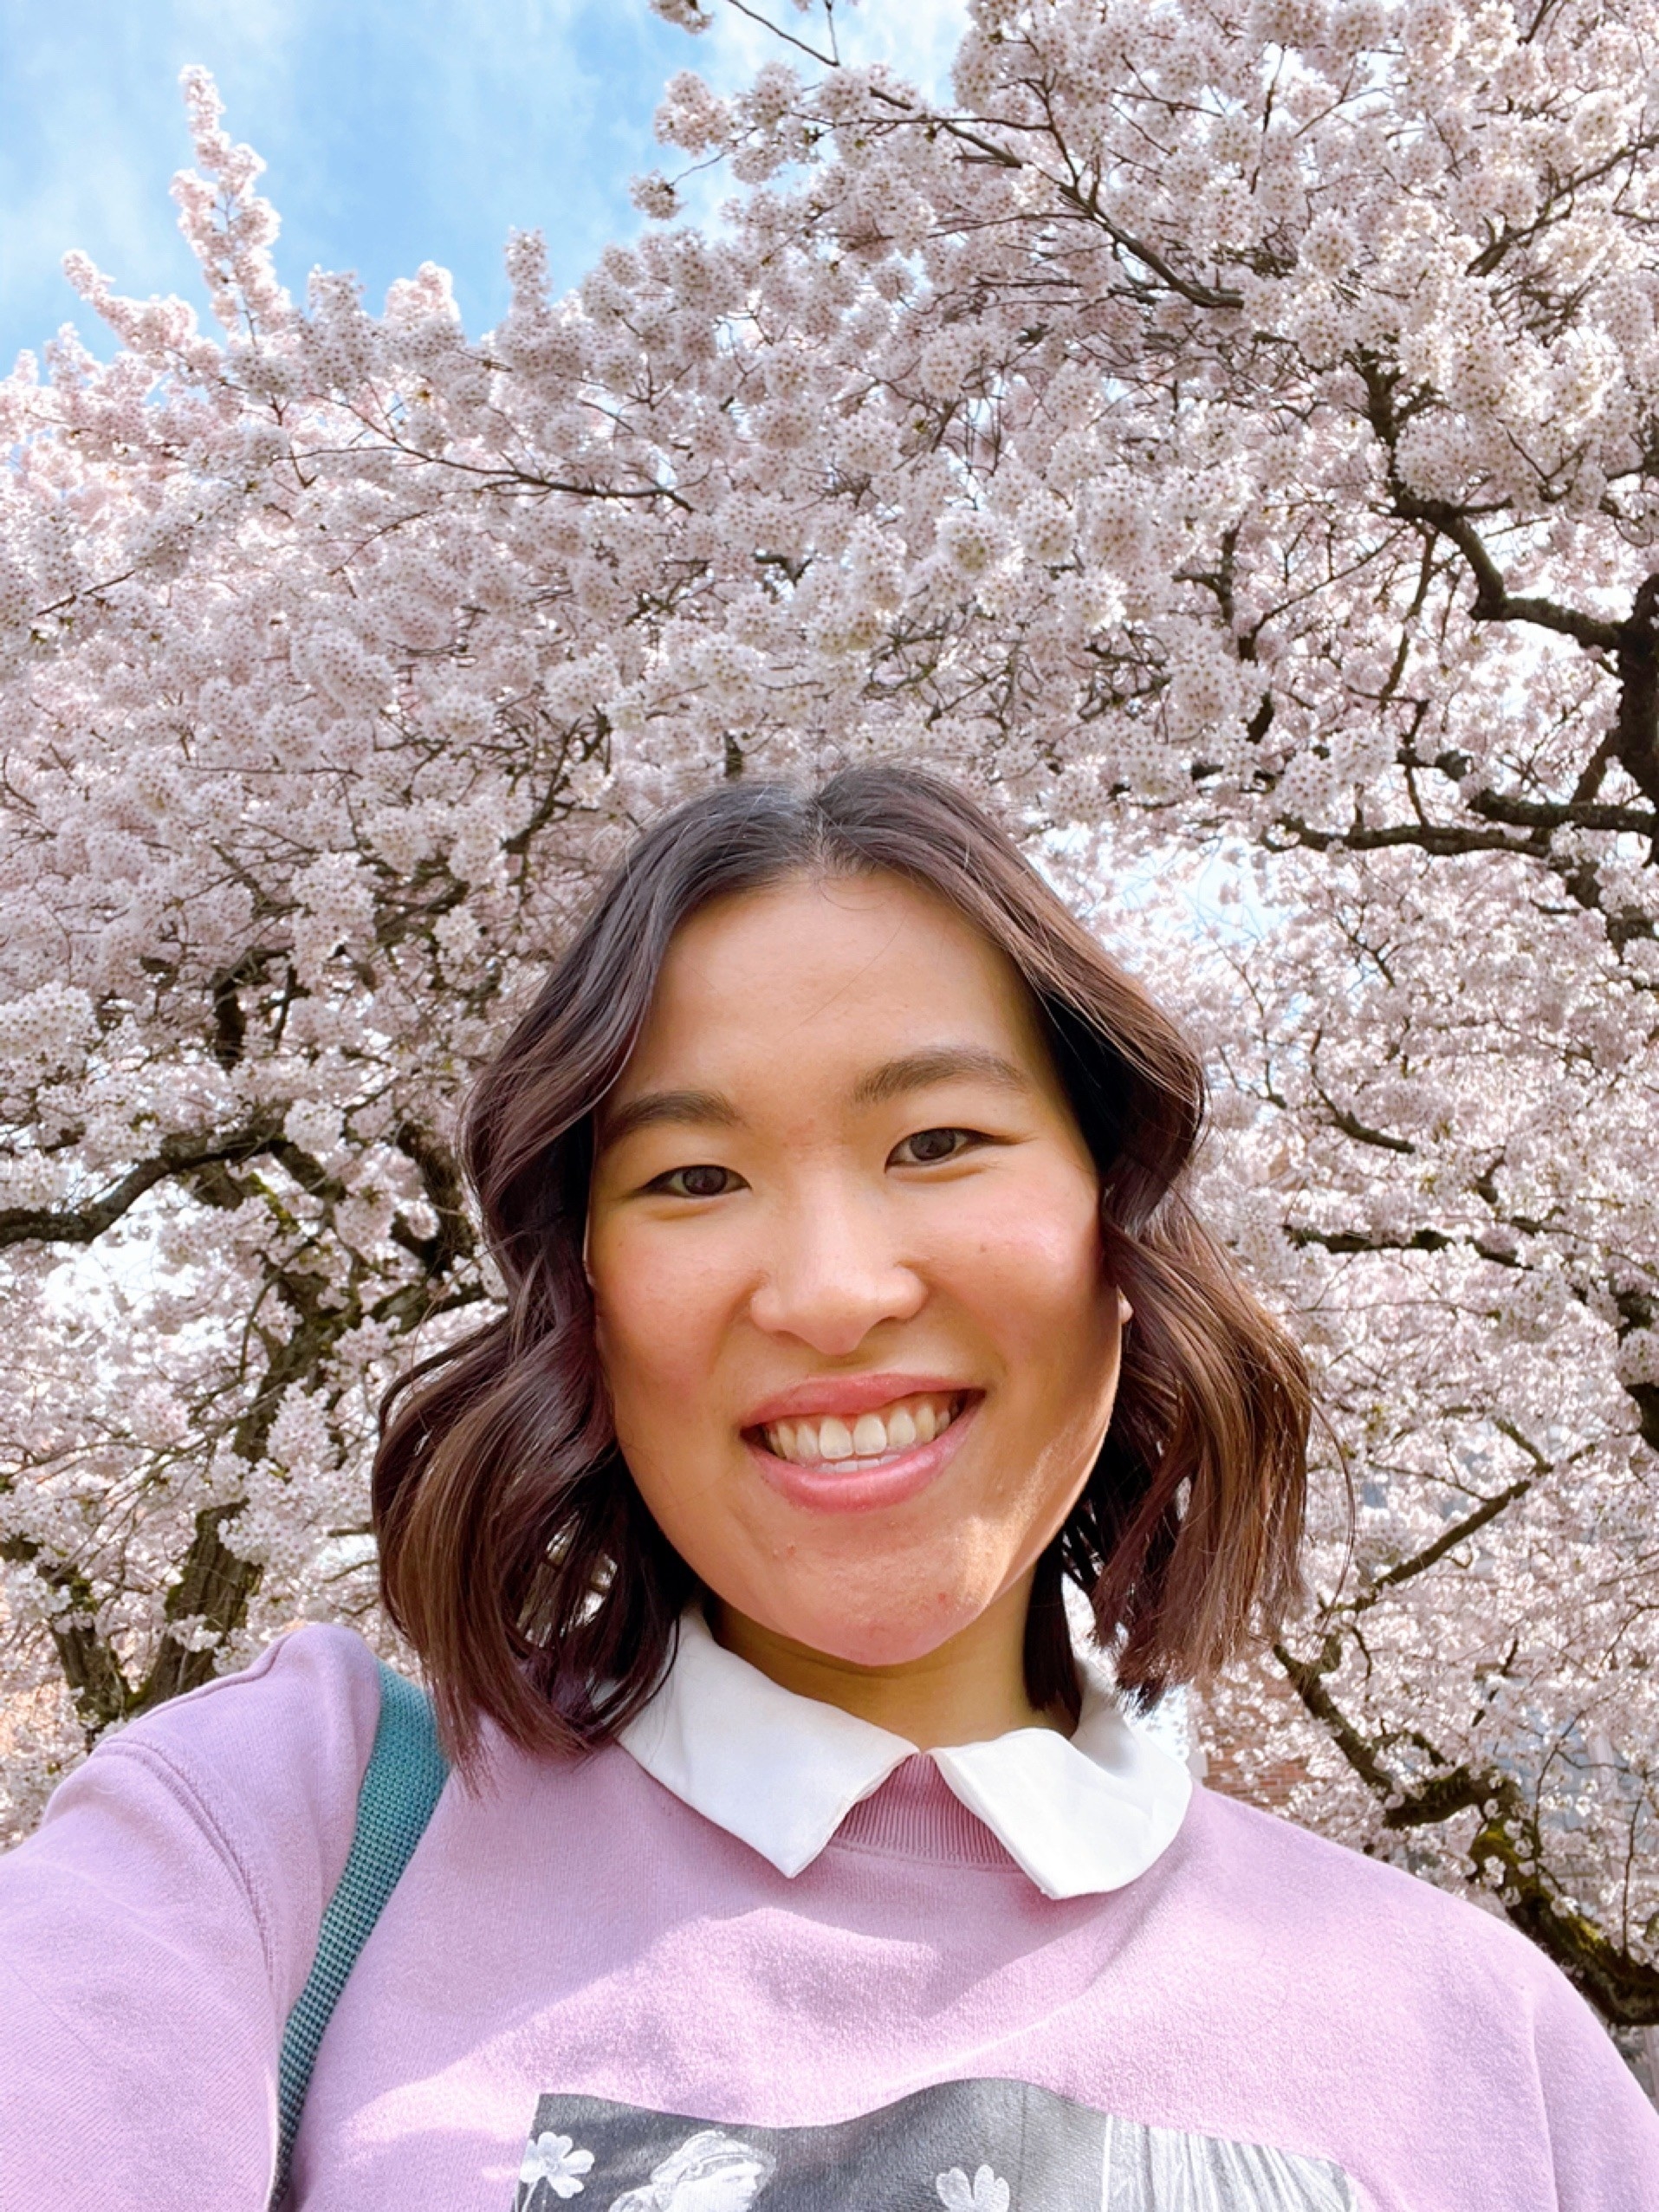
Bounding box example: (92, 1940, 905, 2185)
(0, 1631, 398, 2202)
(1179, 1785, 1659, 2166)
(91, 1621, 386, 1825)
(122, 1618, 386, 1748)
(13, 1624, 389, 1970)
(1188, 1781, 1537, 1955)
(1183, 1781, 1619, 2034)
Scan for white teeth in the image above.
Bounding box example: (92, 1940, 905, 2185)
(852, 1412, 886, 1456)
(761, 1391, 961, 1468)
(819, 1416, 855, 1461)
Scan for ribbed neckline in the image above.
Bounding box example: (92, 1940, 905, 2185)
(828, 1752, 1019, 1869)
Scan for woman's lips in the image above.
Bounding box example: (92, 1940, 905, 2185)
(744, 1392, 981, 1515)
(741, 1371, 975, 1425)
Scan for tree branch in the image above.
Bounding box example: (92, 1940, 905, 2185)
(1273, 1641, 1659, 2025)
(1396, 498, 1621, 650)
(392, 1119, 475, 1276)
(134, 1260, 362, 1713)
(1467, 791, 1658, 837)
(0, 1534, 132, 1736)
(1351, 1470, 1536, 1609)
(1286, 1222, 1524, 1268)
(855, 86, 1245, 309)
(0, 1120, 285, 1249)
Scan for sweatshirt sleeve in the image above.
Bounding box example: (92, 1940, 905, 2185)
(0, 1624, 382, 2212)
(1528, 1950, 1659, 2208)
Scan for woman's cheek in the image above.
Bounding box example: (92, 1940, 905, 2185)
(941, 1175, 1103, 1316)
(596, 1225, 731, 1425)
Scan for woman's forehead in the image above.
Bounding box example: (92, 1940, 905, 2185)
(640, 871, 1040, 1048)
(596, 872, 1065, 1125)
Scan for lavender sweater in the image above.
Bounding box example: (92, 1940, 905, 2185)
(0, 1625, 1654, 2209)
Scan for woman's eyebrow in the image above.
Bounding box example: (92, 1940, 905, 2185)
(603, 1087, 742, 1145)
(851, 1045, 1032, 1107)
(604, 1049, 1028, 1142)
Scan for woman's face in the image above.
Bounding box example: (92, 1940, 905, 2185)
(586, 870, 1124, 1672)
(671, 2166, 768, 2210)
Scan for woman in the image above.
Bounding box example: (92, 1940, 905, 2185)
(0, 767, 1653, 2212)
(606, 2129, 774, 2212)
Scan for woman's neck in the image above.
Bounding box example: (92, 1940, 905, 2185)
(707, 1573, 1066, 1750)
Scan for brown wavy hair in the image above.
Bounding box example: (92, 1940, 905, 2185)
(374, 766, 1311, 1767)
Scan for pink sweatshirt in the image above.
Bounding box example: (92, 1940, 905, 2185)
(1, 1623, 1655, 2210)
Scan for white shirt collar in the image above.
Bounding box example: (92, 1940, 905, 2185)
(618, 1607, 1191, 1901)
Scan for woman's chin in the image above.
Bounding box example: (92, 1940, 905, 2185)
(748, 1588, 988, 1676)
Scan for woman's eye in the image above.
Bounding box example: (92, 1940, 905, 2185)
(651, 1164, 742, 1199)
(891, 1126, 974, 1167)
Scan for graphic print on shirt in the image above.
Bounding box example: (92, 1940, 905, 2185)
(512, 2079, 1360, 2212)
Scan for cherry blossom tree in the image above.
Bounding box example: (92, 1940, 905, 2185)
(3, 0, 1656, 2053)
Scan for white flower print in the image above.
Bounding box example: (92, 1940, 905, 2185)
(520, 2130, 596, 2198)
(936, 2164, 1011, 2212)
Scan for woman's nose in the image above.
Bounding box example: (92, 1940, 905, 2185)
(746, 1196, 925, 1356)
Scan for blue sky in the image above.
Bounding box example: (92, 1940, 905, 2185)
(0, 0, 964, 372)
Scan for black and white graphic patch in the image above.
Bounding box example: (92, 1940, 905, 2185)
(512, 2080, 1359, 2211)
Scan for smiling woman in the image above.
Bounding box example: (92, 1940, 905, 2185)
(1, 769, 1656, 2212)
(375, 766, 1307, 1763)
(591, 869, 1184, 1734)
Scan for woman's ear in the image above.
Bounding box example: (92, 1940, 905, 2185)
(581, 1208, 594, 1288)
(1117, 1289, 1134, 1327)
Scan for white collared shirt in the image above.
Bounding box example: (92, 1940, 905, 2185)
(618, 1606, 1192, 1901)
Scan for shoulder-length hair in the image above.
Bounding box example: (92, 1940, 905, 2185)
(374, 766, 1310, 1767)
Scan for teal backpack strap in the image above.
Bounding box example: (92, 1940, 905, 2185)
(269, 1657, 449, 2209)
